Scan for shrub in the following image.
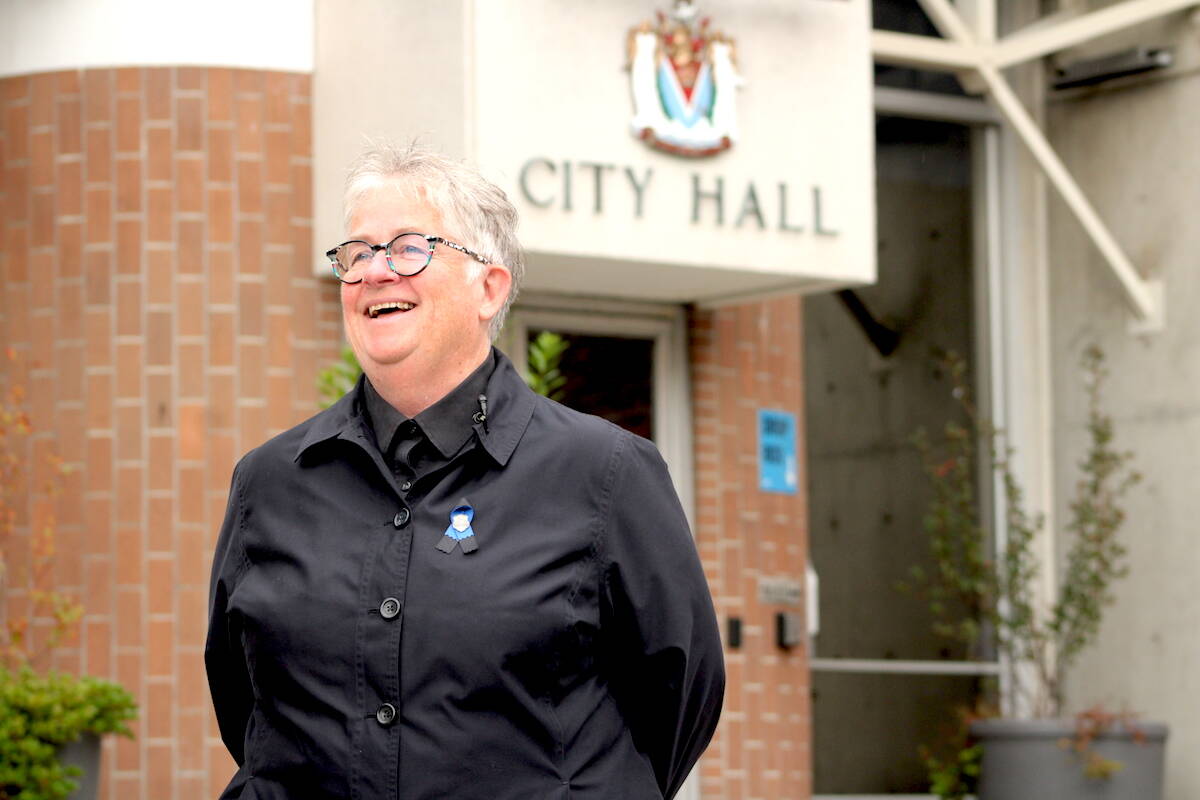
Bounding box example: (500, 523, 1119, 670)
(0, 668, 136, 800)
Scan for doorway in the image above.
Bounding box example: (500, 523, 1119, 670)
(500, 294, 695, 525)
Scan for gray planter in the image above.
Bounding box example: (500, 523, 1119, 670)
(58, 732, 101, 800)
(970, 718, 1168, 800)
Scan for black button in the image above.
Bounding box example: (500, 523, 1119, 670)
(379, 597, 401, 619)
(376, 703, 396, 726)
(400, 480, 412, 492)
(393, 508, 410, 527)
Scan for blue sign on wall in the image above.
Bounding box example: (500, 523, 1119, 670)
(758, 409, 798, 494)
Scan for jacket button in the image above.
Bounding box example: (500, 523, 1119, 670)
(376, 703, 397, 726)
(400, 480, 412, 492)
(379, 597, 401, 619)
(393, 508, 410, 527)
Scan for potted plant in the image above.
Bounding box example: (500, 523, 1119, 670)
(909, 346, 1165, 800)
(0, 358, 137, 800)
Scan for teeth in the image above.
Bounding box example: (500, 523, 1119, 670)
(368, 301, 416, 318)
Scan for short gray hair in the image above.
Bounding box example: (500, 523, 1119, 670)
(343, 141, 525, 339)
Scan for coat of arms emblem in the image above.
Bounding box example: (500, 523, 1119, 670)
(626, 0, 743, 158)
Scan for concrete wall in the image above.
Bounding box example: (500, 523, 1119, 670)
(1046, 51, 1200, 800)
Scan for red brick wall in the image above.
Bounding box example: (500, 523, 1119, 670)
(0, 67, 341, 799)
(1, 64, 814, 800)
(691, 298, 812, 800)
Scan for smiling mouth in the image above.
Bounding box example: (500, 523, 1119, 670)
(367, 301, 416, 318)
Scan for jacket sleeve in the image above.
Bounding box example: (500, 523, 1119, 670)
(205, 460, 254, 766)
(599, 432, 725, 799)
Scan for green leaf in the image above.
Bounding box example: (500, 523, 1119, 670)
(525, 332, 571, 400)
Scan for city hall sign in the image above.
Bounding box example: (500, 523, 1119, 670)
(470, 0, 875, 303)
(517, 156, 838, 236)
(511, 3, 837, 238)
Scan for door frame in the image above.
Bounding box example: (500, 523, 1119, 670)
(500, 292, 696, 531)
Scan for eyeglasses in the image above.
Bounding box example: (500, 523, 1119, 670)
(325, 232, 490, 284)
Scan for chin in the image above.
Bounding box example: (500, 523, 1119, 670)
(342, 336, 405, 372)
(362, 347, 418, 370)
(353, 330, 416, 364)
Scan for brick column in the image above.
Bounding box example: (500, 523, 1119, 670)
(691, 298, 812, 800)
(0, 67, 340, 800)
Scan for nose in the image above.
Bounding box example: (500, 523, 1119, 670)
(362, 248, 400, 284)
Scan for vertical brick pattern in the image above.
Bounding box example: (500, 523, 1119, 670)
(690, 298, 812, 800)
(0, 68, 339, 800)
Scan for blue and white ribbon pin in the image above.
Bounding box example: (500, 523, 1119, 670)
(436, 499, 478, 554)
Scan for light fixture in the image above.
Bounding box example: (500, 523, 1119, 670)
(1053, 46, 1173, 90)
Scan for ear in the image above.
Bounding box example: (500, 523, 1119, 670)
(477, 263, 513, 324)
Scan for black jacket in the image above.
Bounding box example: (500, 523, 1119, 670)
(205, 350, 725, 799)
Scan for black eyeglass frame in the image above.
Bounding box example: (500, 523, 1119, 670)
(325, 233, 490, 284)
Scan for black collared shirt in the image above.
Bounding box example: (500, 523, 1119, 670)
(362, 351, 497, 480)
(206, 349, 724, 800)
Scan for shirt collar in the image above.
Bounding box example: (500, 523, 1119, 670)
(473, 349, 536, 466)
(294, 348, 536, 467)
(363, 351, 497, 460)
(361, 378, 408, 455)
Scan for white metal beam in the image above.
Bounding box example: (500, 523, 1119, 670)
(912, 0, 988, 91)
(964, 0, 998, 43)
(914, 0, 978, 44)
(915, 0, 990, 92)
(994, 0, 1200, 67)
(870, 29, 978, 71)
(874, 86, 1001, 125)
(870, 0, 1164, 325)
(975, 63, 1157, 320)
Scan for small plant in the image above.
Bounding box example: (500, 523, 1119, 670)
(907, 346, 1140, 796)
(1, 350, 138, 800)
(926, 739, 983, 800)
(1060, 705, 1144, 780)
(920, 702, 994, 800)
(317, 345, 364, 410)
(909, 345, 1138, 716)
(524, 331, 570, 402)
